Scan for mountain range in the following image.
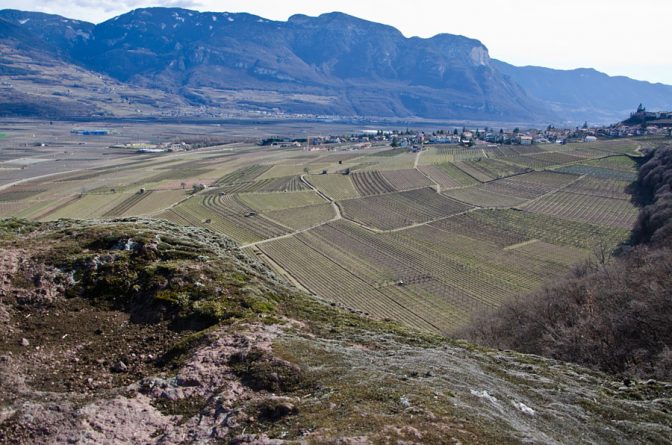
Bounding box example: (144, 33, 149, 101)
(1, 7, 672, 124)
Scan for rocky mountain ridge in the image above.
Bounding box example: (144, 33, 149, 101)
(1, 7, 672, 124)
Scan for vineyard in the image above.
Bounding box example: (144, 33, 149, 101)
(442, 187, 528, 208)
(259, 217, 594, 332)
(556, 164, 637, 181)
(431, 209, 629, 250)
(564, 176, 632, 200)
(215, 164, 273, 185)
(453, 158, 529, 182)
(417, 163, 479, 188)
(0, 187, 47, 202)
(340, 187, 472, 230)
(0, 128, 648, 334)
(161, 193, 291, 244)
(237, 191, 326, 212)
(380, 169, 434, 190)
(350, 170, 397, 196)
(265, 203, 335, 230)
(102, 191, 153, 217)
(521, 191, 639, 229)
(583, 155, 639, 172)
(305, 174, 359, 200)
(216, 175, 309, 194)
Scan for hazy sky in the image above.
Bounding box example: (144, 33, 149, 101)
(5, 0, 672, 85)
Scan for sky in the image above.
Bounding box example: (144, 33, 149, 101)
(4, 0, 672, 85)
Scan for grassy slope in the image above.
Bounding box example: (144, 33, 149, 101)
(0, 218, 670, 444)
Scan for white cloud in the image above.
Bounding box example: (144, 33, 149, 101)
(4, 0, 672, 84)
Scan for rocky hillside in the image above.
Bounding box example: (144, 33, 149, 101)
(0, 8, 548, 122)
(494, 60, 672, 124)
(3, 7, 672, 123)
(0, 218, 670, 444)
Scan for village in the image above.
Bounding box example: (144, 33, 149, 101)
(262, 105, 672, 152)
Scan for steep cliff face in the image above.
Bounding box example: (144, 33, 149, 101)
(0, 218, 670, 444)
(0, 8, 550, 121)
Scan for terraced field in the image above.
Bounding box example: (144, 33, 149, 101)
(506, 152, 581, 169)
(340, 187, 472, 230)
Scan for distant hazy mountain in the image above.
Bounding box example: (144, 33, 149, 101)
(0, 14, 189, 118)
(493, 60, 672, 124)
(1, 7, 671, 123)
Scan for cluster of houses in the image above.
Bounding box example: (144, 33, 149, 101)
(283, 109, 671, 153)
(608, 105, 672, 137)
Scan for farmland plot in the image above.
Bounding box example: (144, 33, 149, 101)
(506, 152, 580, 169)
(265, 203, 335, 230)
(42, 192, 131, 220)
(417, 163, 479, 189)
(511, 170, 581, 188)
(521, 191, 638, 229)
(442, 186, 528, 208)
(418, 146, 454, 164)
(215, 164, 272, 185)
(581, 139, 639, 155)
(237, 191, 326, 212)
(441, 209, 629, 250)
(350, 171, 396, 196)
(454, 158, 529, 182)
(363, 152, 416, 170)
(293, 223, 499, 328)
(583, 155, 639, 172)
(564, 177, 632, 200)
(0, 187, 46, 202)
(525, 151, 584, 166)
(102, 191, 152, 217)
(148, 167, 212, 182)
(381, 169, 434, 190)
(279, 220, 592, 329)
(162, 194, 290, 244)
(556, 165, 637, 182)
(256, 164, 309, 180)
(216, 176, 309, 194)
(259, 236, 442, 332)
(340, 188, 472, 230)
(306, 174, 359, 200)
(0, 201, 32, 216)
(467, 170, 580, 202)
(121, 189, 188, 216)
